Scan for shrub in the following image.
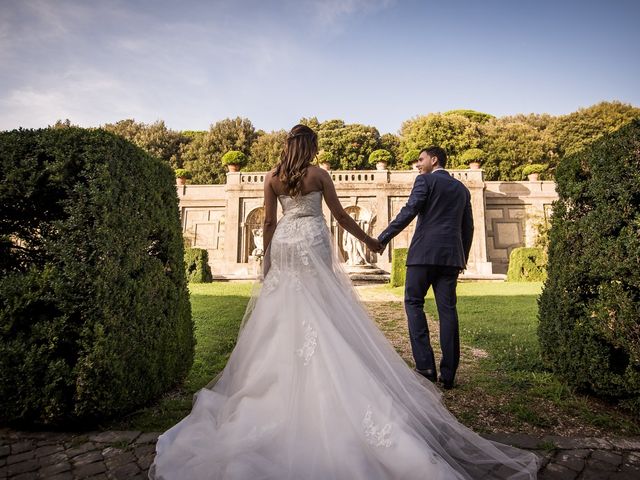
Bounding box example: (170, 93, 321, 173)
(0, 127, 194, 426)
(174, 168, 192, 179)
(185, 248, 213, 283)
(538, 119, 640, 402)
(390, 248, 408, 287)
(522, 163, 547, 177)
(402, 149, 421, 166)
(459, 148, 486, 166)
(368, 149, 393, 167)
(506, 247, 547, 282)
(220, 150, 247, 167)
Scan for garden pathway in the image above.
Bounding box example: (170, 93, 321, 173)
(1, 428, 639, 479)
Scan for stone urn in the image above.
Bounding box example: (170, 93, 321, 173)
(469, 161, 481, 170)
(320, 161, 332, 171)
(527, 173, 540, 181)
(177, 176, 188, 185)
(227, 164, 240, 172)
(375, 161, 388, 171)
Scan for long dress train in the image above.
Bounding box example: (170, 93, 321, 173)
(149, 191, 539, 479)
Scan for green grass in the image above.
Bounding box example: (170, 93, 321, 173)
(382, 281, 640, 435)
(104, 280, 639, 436)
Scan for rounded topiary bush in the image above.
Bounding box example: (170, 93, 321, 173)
(0, 127, 194, 426)
(402, 149, 420, 166)
(368, 149, 393, 168)
(390, 248, 408, 287)
(506, 247, 547, 282)
(221, 150, 247, 167)
(185, 248, 213, 283)
(538, 119, 640, 406)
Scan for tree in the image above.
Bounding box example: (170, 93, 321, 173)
(181, 117, 257, 184)
(247, 130, 287, 171)
(316, 120, 381, 170)
(482, 119, 555, 181)
(379, 133, 401, 166)
(400, 113, 483, 167)
(444, 109, 495, 123)
(102, 119, 189, 169)
(548, 101, 640, 158)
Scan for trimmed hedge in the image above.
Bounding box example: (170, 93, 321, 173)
(538, 119, 640, 407)
(506, 247, 547, 282)
(0, 127, 194, 426)
(390, 248, 408, 287)
(185, 248, 213, 283)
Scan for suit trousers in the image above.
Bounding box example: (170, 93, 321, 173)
(404, 265, 460, 383)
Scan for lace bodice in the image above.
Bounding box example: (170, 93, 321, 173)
(278, 190, 323, 219)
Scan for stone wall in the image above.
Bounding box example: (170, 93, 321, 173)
(177, 169, 558, 279)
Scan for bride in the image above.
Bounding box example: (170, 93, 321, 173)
(149, 125, 539, 479)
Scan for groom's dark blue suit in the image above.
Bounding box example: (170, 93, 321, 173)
(378, 169, 473, 384)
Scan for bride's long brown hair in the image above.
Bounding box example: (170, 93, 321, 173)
(274, 124, 318, 196)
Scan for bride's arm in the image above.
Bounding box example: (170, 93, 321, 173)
(263, 171, 278, 252)
(319, 169, 380, 252)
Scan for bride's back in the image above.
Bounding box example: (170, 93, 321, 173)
(268, 165, 324, 198)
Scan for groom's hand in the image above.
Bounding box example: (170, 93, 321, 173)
(376, 236, 387, 254)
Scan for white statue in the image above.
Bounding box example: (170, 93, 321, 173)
(342, 216, 370, 266)
(251, 228, 264, 258)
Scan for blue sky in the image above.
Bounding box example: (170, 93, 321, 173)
(1, 0, 638, 134)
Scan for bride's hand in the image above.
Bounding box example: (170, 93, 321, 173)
(365, 236, 382, 253)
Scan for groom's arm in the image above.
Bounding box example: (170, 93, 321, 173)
(378, 174, 430, 248)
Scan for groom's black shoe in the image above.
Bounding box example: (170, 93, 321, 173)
(415, 368, 437, 382)
(438, 376, 455, 390)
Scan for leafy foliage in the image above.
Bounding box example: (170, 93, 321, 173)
(400, 113, 483, 168)
(316, 119, 381, 170)
(102, 119, 189, 169)
(506, 247, 547, 282)
(181, 117, 257, 184)
(221, 150, 247, 167)
(247, 130, 286, 171)
(522, 164, 547, 177)
(0, 127, 193, 426)
(368, 149, 393, 167)
(538, 119, 640, 405)
(390, 248, 408, 287)
(459, 148, 486, 166)
(184, 248, 213, 283)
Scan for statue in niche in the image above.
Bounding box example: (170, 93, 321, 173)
(251, 228, 264, 259)
(342, 214, 370, 266)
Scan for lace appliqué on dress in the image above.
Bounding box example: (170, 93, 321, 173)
(363, 405, 393, 448)
(296, 319, 318, 366)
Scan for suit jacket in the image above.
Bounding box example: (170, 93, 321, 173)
(378, 170, 473, 269)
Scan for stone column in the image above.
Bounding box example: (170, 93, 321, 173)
(223, 172, 242, 267)
(464, 170, 493, 275)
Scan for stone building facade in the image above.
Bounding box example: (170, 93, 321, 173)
(177, 169, 558, 279)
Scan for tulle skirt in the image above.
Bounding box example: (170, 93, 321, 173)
(150, 215, 539, 479)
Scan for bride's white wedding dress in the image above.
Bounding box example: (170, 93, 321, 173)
(150, 191, 539, 479)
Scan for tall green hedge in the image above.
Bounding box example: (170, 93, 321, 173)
(390, 248, 408, 287)
(185, 248, 213, 283)
(538, 119, 640, 408)
(506, 247, 547, 282)
(0, 127, 194, 426)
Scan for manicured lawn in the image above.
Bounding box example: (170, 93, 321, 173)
(104, 281, 639, 437)
(374, 281, 640, 436)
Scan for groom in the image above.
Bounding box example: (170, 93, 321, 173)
(377, 147, 473, 389)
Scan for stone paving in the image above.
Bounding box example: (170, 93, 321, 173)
(1, 428, 639, 479)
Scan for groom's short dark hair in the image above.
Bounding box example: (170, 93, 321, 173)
(421, 146, 447, 168)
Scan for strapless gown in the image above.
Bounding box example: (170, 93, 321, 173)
(149, 191, 539, 479)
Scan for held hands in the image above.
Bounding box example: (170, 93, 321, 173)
(365, 236, 385, 254)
